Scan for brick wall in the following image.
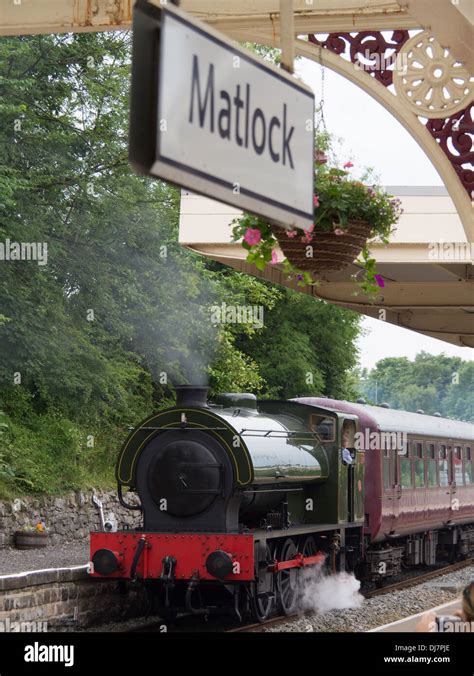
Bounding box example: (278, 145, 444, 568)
(0, 567, 148, 629)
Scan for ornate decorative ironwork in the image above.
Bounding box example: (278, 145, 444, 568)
(426, 104, 474, 196)
(309, 31, 410, 87)
(308, 30, 474, 198)
(393, 31, 473, 118)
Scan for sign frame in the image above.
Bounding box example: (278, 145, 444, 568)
(129, 0, 315, 230)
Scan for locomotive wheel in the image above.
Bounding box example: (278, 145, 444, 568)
(250, 545, 276, 623)
(301, 536, 317, 557)
(276, 538, 300, 616)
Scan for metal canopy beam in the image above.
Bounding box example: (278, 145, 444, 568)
(397, 0, 473, 71)
(2, 1, 471, 60)
(0, 0, 417, 37)
(202, 251, 474, 347)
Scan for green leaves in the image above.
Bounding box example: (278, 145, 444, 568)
(0, 34, 363, 496)
(358, 354, 473, 421)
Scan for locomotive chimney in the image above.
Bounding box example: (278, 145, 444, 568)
(174, 385, 209, 408)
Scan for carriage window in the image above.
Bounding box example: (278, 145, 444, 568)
(464, 447, 473, 484)
(400, 442, 413, 488)
(309, 415, 335, 442)
(439, 445, 449, 486)
(414, 442, 424, 487)
(383, 451, 391, 490)
(454, 446, 464, 485)
(427, 444, 437, 487)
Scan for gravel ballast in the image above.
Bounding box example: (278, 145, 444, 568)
(262, 566, 474, 632)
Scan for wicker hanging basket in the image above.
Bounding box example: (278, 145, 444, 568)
(273, 220, 372, 273)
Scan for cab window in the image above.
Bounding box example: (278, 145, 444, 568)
(310, 415, 335, 442)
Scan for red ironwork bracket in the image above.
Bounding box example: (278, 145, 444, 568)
(267, 552, 326, 573)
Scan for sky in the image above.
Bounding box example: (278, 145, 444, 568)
(296, 58, 473, 371)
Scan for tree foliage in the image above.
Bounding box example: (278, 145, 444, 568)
(358, 353, 473, 421)
(0, 33, 362, 496)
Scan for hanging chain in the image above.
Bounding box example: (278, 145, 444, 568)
(315, 45, 327, 135)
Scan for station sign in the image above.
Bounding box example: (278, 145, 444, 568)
(129, 0, 315, 230)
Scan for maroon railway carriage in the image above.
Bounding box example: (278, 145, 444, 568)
(296, 398, 474, 579)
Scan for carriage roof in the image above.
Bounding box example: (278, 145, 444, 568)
(294, 398, 474, 442)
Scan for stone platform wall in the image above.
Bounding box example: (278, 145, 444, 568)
(0, 491, 141, 546)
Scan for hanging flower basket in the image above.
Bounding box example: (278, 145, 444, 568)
(14, 530, 49, 550)
(231, 142, 403, 294)
(273, 220, 373, 273)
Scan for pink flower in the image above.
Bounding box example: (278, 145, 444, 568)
(270, 249, 279, 265)
(374, 274, 385, 288)
(343, 161, 354, 169)
(286, 230, 298, 239)
(314, 150, 327, 165)
(243, 228, 262, 246)
(334, 228, 344, 236)
(313, 195, 320, 208)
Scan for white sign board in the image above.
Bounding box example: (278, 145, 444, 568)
(129, 1, 315, 230)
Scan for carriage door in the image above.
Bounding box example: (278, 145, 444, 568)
(392, 444, 404, 532)
(386, 448, 399, 533)
(450, 445, 463, 516)
(438, 443, 451, 518)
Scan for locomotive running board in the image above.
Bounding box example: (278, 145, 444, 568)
(267, 552, 326, 572)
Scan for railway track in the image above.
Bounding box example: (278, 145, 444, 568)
(121, 558, 473, 633)
(228, 557, 474, 633)
(364, 557, 474, 598)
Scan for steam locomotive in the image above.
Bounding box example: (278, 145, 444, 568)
(90, 386, 474, 621)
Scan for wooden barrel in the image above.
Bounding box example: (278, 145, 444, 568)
(14, 530, 49, 549)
